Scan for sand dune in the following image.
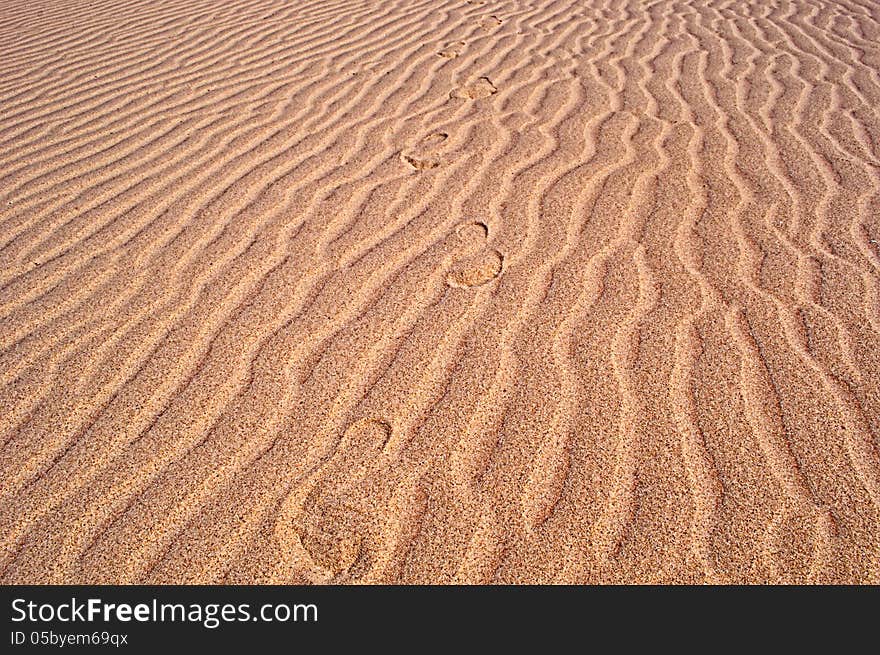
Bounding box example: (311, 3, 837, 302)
(1, 0, 879, 584)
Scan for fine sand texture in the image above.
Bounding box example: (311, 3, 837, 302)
(1, 0, 880, 584)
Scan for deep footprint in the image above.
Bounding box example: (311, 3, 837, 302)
(450, 77, 497, 99)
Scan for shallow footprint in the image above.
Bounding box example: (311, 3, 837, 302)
(456, 220, 489, 245)
(447, 220, 502, 288)
(480, 15, 502, 29)
(400, 153, 439, 170)
(438, 41, 466, 58)
(295, 419, 392, 575)
(400, 132, 448, 170)
(450, 77, 497, 99)
(297, 501, 364, 575)
(447, 250, 504, 288)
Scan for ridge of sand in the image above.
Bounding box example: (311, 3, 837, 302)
(1, 0, 879, 583)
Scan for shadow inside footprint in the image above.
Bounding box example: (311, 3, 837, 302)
(294, 419, 392, 576)
(455, 220, 489, 244)
(446, 221, 503, 288)
(450, 77, 497, 99)
(400, 153, 439, 170)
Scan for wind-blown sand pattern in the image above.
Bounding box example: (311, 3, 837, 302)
(1, 0, 880, 584)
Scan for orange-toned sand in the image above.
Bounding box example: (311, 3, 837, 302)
(1, 0, 879, 585)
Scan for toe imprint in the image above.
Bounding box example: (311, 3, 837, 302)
(333, 418, 392, 478)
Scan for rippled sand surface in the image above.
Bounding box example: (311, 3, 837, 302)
(2, 0, 880, 583)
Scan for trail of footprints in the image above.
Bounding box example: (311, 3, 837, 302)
(405, 14, 508, 293)
(399, 126, 504, 289)
(286, 224, 503, 569)
(303, 0, 872, 584)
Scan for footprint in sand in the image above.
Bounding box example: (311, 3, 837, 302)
(400, 131, 448, 170)
(450, 76, 497, 100)
(294, 418, 392, 576)
(347, 60, 382, 76)
(400, 153, 440, 170)
(447, 221, 504, 288)
(479, 15, 502, 29)
(438, 40, 466, 58)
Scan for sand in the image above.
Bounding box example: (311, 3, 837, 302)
(1, 0, 879, 585)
